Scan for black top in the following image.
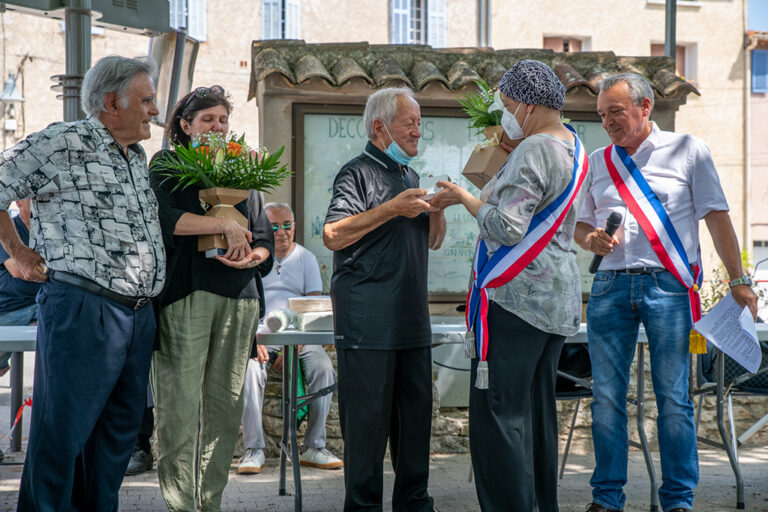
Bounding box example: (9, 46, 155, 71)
(149, 150, 274, 318)
(0, 216, 41, 315)
(325, 141, 430, 350)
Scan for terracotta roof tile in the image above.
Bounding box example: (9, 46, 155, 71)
(250, 40, 699, 100)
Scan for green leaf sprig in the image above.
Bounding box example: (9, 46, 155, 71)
(457, 80, 504, 134)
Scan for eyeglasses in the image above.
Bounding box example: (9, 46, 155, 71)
(271, 222, 293, 232)
(193, 85, 225, 98)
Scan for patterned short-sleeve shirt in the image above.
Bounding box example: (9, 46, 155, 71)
(0, 116, 166, 297)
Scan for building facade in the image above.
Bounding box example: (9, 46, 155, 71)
(0, 0, 754, 281)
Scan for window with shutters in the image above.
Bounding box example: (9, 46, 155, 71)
(168, 0, 206, 42)
(186, 0, 207, 42)
(391, 0, 445, 47)
(427, 0, 445, 48)
(753, 50, 768, 94)
(261, 0, 301, 40)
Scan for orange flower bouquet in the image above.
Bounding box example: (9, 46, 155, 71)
(152, 132, 290, 192)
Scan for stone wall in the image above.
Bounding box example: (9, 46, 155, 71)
(237, 348, 768, 459)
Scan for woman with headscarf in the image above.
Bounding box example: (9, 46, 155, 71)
(431, 60, 589, 511)
(149, 86, 274, 512)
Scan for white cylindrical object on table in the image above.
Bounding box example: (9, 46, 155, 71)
(264, 309, 297, 332)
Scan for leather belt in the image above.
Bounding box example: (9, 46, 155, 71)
(49, 270, 150, 310)
(615, 267, 666, 275)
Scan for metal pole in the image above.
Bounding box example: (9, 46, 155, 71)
(161, 30, 186, 150)
(485, 0, 491, 47)
(9, 352, 22, 452)
(477, 0, 486, 47)
(63, 0, 91, 122)
(664, 0, 677, 64)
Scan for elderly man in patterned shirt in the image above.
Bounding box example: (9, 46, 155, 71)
(0, 55, 166, 511)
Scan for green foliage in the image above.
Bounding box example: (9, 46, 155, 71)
(151, 133, 291, 193)
(700, 251, 764, 312)
(457, 80, 503, 133)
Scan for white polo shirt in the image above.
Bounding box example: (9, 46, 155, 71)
(577, 123, 729, 270)
(262, 243, 323, 312)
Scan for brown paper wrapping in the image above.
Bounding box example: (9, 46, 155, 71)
(197, 187, 250, 252)
(461, 125, 522, 189)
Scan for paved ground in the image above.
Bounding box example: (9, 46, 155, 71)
(0, 354, 766, 511)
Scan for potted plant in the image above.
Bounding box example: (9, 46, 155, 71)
(458, 80, 519, 189)
(152, 132, 291, 257)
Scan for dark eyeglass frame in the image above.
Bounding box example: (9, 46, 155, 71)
(271, 222, 293, 232)
(193, 85, 225, 98)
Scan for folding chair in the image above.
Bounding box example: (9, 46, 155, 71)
(693, 340, 768, 510)
(557, 341, 661, 512)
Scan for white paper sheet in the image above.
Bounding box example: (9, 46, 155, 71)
(694, 292, 762, 374)
(421, 175, 451, 200)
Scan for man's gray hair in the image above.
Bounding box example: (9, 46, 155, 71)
(599, 73, 655, 111)
(363, 87, 415, 140)
(81, 56, 158, 116)
(265, 202, 294, 220)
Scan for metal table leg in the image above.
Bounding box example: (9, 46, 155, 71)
(10, 352, 23, 452)
(715, 349, 744, 509)
(279, 346, 290, 496)
(290, 346, 302, 511)
(635, 344, 659, 512)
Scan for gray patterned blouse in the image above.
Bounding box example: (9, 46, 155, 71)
(476, 133, 585, 337)
(0, 116, 166, 297)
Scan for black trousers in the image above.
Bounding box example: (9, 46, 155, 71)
(469, 302, 565, 512)
(337, 346, 434, 512)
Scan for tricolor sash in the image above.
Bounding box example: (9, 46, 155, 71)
(603, 144, 706, 353)
(465, 125, 589, 389)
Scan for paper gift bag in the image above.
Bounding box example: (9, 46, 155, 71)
(461, 125, 522, 189)
(461, 145, 510, 189)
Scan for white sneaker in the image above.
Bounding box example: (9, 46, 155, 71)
(237, 448, 265, 474)
(299, 447, 343, 469)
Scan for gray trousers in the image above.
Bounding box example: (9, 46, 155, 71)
(241, 344, 335, 450)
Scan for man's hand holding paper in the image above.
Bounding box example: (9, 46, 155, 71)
(694, 292, 762, 374)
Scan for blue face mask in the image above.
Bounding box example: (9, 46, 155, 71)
(383, 124, 415, 166)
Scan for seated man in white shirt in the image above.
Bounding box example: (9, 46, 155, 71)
(238, 202, 342, 473)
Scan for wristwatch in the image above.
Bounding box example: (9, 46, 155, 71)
(728, 275, 754, 288)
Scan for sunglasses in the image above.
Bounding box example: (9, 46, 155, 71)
(271, 222, 293, 232)
(192, 85, 225, 98)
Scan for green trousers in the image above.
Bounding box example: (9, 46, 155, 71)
(152, 291, 259, 512)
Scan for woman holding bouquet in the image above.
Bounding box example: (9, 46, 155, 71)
(431, 60, 588, 511)
(149, 86, 274, 512)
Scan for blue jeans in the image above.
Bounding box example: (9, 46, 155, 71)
(0, 303, 37, 369)
(587, 270, 697, 512)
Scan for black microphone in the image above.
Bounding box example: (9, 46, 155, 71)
(589, 212, 623, 274)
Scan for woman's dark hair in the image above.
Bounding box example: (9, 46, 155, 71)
(165, 85, 233, 146)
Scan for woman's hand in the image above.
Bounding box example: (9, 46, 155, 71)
(216, 246, 270, 269)
(220, 218, 253, 261)
(429, 181, 467, 209)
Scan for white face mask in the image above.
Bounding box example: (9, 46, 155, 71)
(500, 103, 529, 140)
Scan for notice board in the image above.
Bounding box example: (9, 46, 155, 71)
(293, 104, 611, 299)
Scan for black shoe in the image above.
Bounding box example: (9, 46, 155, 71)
(586, 504, 622, 512)
(125, 447, 153, 476)
(0, 447, 4, 462)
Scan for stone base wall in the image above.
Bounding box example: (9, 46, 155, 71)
(235, 348, 768, 459)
